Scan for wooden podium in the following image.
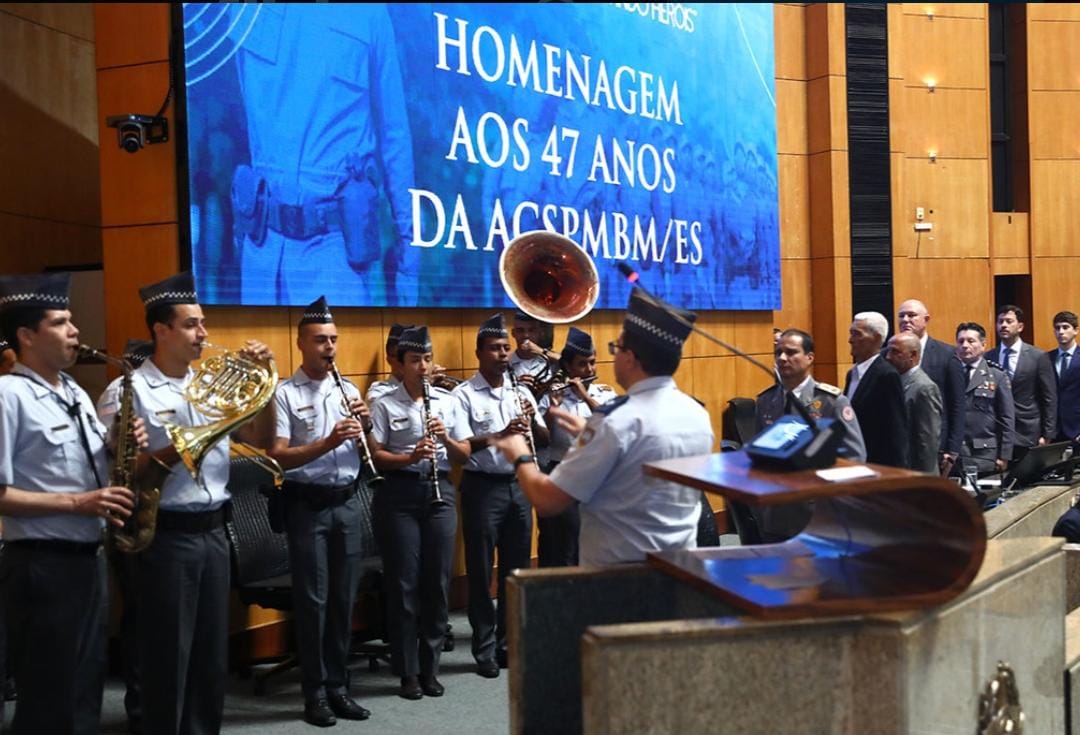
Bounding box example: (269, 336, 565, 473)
(644, 451, 987, 619)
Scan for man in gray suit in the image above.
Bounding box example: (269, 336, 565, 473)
(993, 305, 1056, 459)
(885, 332, 943, 474)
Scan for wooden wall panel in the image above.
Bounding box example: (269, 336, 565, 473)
(775, 258, 812, 333)
(1029, 91, 1080, 160)
(808, 150, 850, 259)
(1031, 257, 1080, 352)
(898, 157, 989, 258)
(902, 4, 986, 21)
(1027, 4, 1080, 23)
(891, 256, 993, 336)
(0, 213, 100, 273)
(805, 3, 846, 80)
(774, 4, 807, 81)
(778, 154, 809, 258)
(990, 212, 1029, 261)
(1027, 20, 1080, 91)
(93, 3, 169, 68)
(2, 3, 95, 39)
(775, 79, 808, 155)
(1031, 160, 1080, 257)
(96, 61, 176, 227)
(894, 87, 989, 159)
(900, 15, 988, 90)
(806, 74, 847, 154)
(204, 307, 296, 380)
(101, 224, 179, 358)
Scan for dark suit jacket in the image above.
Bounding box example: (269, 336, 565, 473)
(920, 337, 966, 455)
(1056, 348, 1080, 440)
(846, 356, 909, 468)
(991, 341, 1057, 453)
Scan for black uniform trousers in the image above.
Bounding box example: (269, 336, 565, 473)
(107, 546, 141, 728)
(536, 461, 579, 567)
(135, 513, 230, 735)
(460, 470, 532, 664)
(1, 541, 106, 735)
(373, 471, 456, 677)
(284, 484, 364, 701)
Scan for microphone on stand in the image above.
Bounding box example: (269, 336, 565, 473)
(615, 263, 846, 471)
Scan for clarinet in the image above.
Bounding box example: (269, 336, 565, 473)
(328, 360, 384, 486)
(421, 376, 448, 506)
(505, 368, 540, 468)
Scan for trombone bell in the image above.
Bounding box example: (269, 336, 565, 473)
(499, 230, 600, 324)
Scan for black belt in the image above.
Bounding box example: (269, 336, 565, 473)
(463, 469, 515, 482)
(283, 480, 357, 509)
(7, 539, 101, 556)
(267, 199, 344, 240)
(157, 508, 226, 534)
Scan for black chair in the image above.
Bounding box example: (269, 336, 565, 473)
(224, 457, 294, 694)
(346, 481, 392, 674)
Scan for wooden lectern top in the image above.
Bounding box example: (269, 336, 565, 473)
(644, 450, 988, 619)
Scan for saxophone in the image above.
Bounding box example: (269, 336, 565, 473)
(78, 346, 167, 553)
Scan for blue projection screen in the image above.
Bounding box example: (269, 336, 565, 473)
(179, 3, 780, 310)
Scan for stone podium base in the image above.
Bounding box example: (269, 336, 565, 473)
(510, 537, 1065, 734)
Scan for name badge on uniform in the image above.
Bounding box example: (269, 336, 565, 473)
(50, 423, 71, 433)
(154, 409, 176, 419)
(297, 405, 315, 413)
(390, 417, 409, 430)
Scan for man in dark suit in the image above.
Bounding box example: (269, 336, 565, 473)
(1052, 311, 1080, 443)
(897, 299, 967, 475)
(956, 322, 1015, 474)
(846, 312, 909, 468)
(993, 305, 1056, 459)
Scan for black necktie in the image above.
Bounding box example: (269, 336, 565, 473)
(965, 364, 974, 384)
(1061, 351, 1071, 379)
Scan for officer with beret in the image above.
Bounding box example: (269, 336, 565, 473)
(454, 313, 549, 677)
(111, 271, 276, 735)
(753, 328, 866, 541)
(534, 327, 616, 567)
(495, 290, 713, 567)
(370, 326, 471, 700)
(0, 273, 137, 733)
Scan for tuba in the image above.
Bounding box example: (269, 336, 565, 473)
(499, 230, 600, 323)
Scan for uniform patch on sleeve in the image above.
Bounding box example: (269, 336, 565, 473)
(842, 405, 855, 422)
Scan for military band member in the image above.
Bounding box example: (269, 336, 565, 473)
(955, 322, 1015, 475)
(96, 338, 154, 424)
(267, 297, 372, 727)
(0, 337, 14, 375)
(509, 309, 558, 388)
(754, 329, 866, 542)
(534, 327, 616, 567)
(116, 271, 275, 735)
(367, 322, 412, 404)
(454, 313, 549, 676)
(495, 290, 713, 567)
(370, 326, 471, 700)
(0, 273, 137, 734)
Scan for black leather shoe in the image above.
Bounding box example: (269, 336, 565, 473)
(420, 674, 445, 697)
(327, 692, 370, 721)
(496, 648, 509, 669)
(399, 675, 424, 700)
(476, 660, 500, 678)
(303, 698, 337, 728)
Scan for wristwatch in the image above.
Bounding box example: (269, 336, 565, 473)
(513, 453, 536, 469)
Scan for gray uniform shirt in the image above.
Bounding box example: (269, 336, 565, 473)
(371, 383, 470, 473)
(274, 368, 361, 486)
(537, 382, 618, 464)
(454, 373, 547, 474)
(550, 376, 714, 566)
(0, 365, 108, 542)
(367, 376, 401, 405)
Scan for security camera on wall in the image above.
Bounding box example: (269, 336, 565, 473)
(106, 114, 169, 154)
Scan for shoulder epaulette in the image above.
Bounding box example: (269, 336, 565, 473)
(986, 359, 1003, 371)
(815, 382, 841, 396)
(595, 394, 629, 415)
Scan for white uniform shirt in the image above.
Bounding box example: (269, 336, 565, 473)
(454, 373, 547, 474)
(550, 376, 713, 566)
(509, 351, 548, 380)
(110, 359, 231, 512)
(367, 376, 402, 405)
(371, 383, 470, 473)
(274, 368, 361, 486)
(537, 382, 618, 464)
(0, 364, 108, 542)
